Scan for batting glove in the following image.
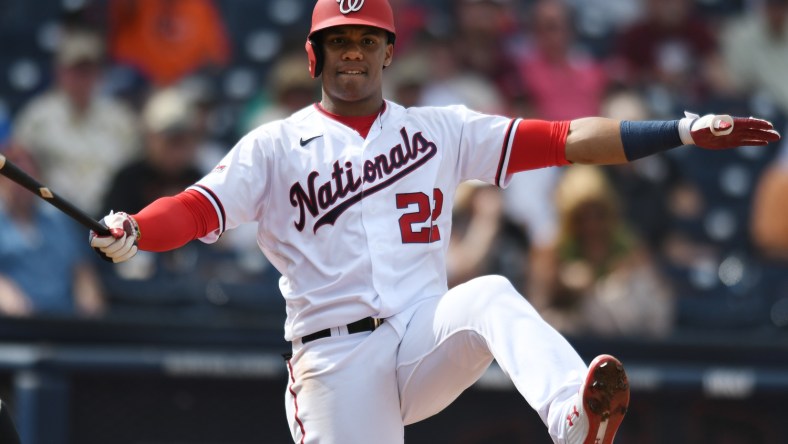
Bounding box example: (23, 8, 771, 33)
(90, 211, 140, 263)
(678, 111, 781, 149)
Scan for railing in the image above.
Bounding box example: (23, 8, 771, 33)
(1, 316, 787, 443)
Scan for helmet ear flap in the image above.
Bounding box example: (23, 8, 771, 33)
(305, 38, 324, 78)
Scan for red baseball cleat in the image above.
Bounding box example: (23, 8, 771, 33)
(565, 354, 630, 444)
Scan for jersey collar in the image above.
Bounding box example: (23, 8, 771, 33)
(314, 102, 387, 139)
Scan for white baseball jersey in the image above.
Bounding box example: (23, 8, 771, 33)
(189, 100, 591, 444)
(191, 100, 520, 341)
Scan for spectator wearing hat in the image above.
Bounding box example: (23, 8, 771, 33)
(240, 51, 320, 135)
(537, 165, 674, 338)
(98, 88, 280, 317)
(98, 87, 207, 303)
(101, 88, 203, 217)
(12, 26, 140, 217)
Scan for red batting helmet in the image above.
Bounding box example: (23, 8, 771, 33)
(305, 0, 397, 78)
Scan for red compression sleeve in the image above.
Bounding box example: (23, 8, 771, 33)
(506, 120, 571, 174)
(132, 189, 220, 252)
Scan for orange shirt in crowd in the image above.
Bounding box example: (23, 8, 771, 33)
(109, 0, 231, 85)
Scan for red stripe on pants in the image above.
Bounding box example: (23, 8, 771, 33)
(287, 360, 306, 444)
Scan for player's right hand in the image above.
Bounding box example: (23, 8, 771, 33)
(90, 211, 140, 263)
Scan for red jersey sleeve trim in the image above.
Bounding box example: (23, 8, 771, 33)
(133, 189, 220, 252)
(505, 119, 571, 176)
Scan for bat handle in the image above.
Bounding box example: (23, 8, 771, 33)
(89, 220, 112, 237)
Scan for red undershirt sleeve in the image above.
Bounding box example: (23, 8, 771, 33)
(505, 119, 571, 175)
(132, 189, 220, 252)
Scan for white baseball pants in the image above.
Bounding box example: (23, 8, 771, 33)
(285, 275, 587, 443)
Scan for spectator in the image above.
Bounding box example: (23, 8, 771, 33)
(446, 182, 529, 290)
(503, 167, 563, 303)
(240, 51, 320, 134)
(751, 133, 788, 259)
(389, 0, 433, 54)
(612, 0, 719, 116)
(99, 87, 204, 295)
(518, 0, 609, 120)
(0, 146, 105, 317)
(563, 0, 643, 43)
(600, 87, 682, 252)
(418, 35, 506, 114)
(722, 0, 788, 115)
(505, 0, 608, 303)
(176, 75, 228, 175)
(99, 88, 279, 315)
(751, 126, 788, 329)
(101, 88, 202, 214)
(537, 165, 674, 337)
(504, 0, 609, 303)
(12, 26, 140, 216)
(108, 0, 231, 86)
(448, 0, 525, 110)
(384, 48, 430, 108)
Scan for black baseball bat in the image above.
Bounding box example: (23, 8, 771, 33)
(0, 153, 111, 236)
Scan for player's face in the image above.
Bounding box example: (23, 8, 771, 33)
(320, 25, 393, 115)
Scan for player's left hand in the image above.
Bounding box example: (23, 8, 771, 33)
(89, 211, 140, 263)
(680, 112, 781, 149)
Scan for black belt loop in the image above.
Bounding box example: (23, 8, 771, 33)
(300, 316, 381, 344)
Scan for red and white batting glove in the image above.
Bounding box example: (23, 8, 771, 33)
(89, 211, 140, 263)
(678, 111, 781, 149)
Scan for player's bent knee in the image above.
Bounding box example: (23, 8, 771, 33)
(448, 275, 528, 309)
(468, 275, 540, 314)
(466, 275, 519, 298)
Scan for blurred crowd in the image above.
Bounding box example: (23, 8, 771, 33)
(1, 0, 788, 338)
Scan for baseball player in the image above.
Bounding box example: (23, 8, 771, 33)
(90, 0, 781, 443)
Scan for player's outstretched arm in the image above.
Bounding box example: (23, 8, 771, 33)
(564, 117, 626, 164)
(90, 190, 219, 263)
(564, 113, 781, 165)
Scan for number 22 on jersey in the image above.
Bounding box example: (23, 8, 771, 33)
(396, 188, 443, 244)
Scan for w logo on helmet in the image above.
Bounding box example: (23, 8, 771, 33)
(337, 0, 364, 14)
